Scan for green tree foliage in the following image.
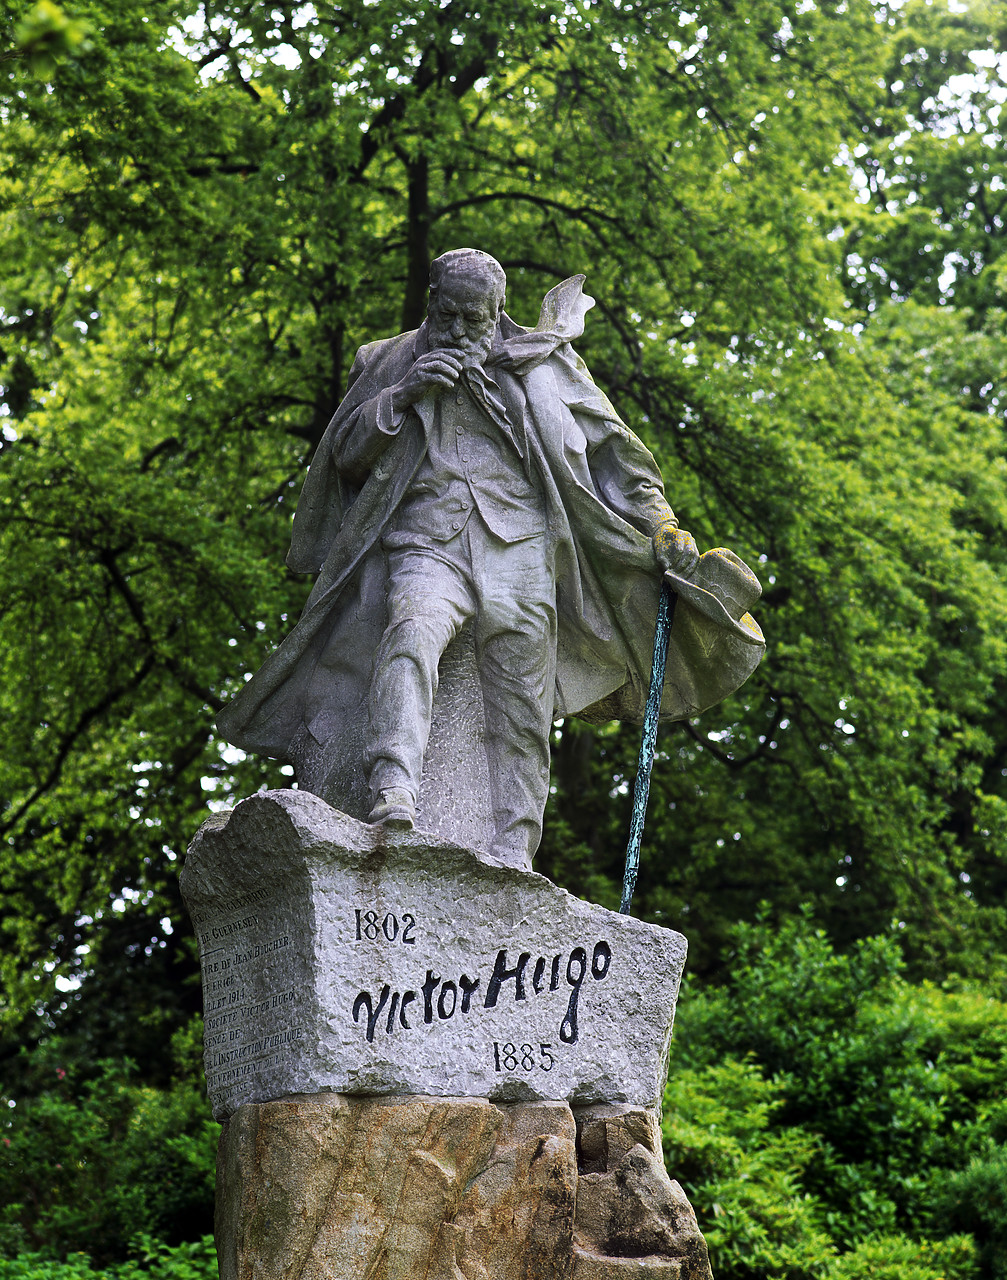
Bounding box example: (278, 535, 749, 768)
(0, 1039, 215, 1261)
(2, 0, 1005, 1055)
(836, 1, 1007, 314)
(582, 295, 1007, 976)
(2, 0, 1007, 1266)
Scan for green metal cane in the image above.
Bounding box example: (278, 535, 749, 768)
(620, 577, 676, 915)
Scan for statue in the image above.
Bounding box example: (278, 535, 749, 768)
(216, 249, 764, 870)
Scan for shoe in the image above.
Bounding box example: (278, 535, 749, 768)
(368, 788, 416, 831)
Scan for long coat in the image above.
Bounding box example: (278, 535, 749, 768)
(216, 309, 764, 796)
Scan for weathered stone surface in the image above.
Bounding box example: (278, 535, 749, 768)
(576, 1147, 709, 1271)
(573, 1104, 711, 1279)
(182, 789, 687, 1120)
(451, 1099, 577, 1279)
(215, 1092, 713, 1280)
(575, 1101, 665, 1173)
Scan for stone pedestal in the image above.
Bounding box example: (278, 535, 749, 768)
(215, 1093, 711, 1280)
(182, 790, 687, 1120)
(182, 791, 712, 1278)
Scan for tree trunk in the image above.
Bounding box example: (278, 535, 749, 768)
(401, 154, 431, 331)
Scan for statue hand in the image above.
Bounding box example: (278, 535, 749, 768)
(391, 351, 464, 411)
(653, 523, 700, 577)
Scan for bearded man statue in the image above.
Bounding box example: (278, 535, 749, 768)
(217, 249, 764, 869)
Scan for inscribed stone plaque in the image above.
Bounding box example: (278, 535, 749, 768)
(181, 790, 686, 1121)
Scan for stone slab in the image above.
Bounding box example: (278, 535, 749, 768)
(181, 789, 687, 1121)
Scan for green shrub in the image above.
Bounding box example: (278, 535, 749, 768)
(663, 912, 1007, 1279)
(0, 1051, 216, 1263)
(932, 1146, 1007, 1280)
(826, 1234, 977, 1280)
(663, 1059, 837, 1279)
(0, 1236, 216, 1279)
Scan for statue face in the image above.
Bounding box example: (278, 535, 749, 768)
(427, 272, 500, 365)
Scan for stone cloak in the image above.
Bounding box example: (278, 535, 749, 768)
(216, 314, 764, 785)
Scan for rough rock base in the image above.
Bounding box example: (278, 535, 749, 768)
(216, 1092, 712, 1280)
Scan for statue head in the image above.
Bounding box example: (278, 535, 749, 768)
(427, 249, 506, 365)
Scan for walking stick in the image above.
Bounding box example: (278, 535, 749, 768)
(620, 576, 676, 915)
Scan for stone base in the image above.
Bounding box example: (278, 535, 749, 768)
(215, 1092, 711, 1280)
(183, 790, 686, 1119)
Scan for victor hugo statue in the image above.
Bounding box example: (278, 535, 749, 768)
(217, 249, 764, 870)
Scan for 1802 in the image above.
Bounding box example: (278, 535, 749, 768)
(354, 909, 417, 944)
(493, 1042, 555, 1072)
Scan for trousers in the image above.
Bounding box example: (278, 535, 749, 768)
(365, 518, 557, 868)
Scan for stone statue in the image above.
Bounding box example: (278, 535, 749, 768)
(196, 250, 760, 1277)
(216, 249, 764, 869)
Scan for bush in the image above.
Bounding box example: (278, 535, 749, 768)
(932, 1147, 1007, 1280)
(827, 1234, 977, 1280)
(663, 1059, 837, 1279)
(0, 1047, 216, 1263)
(662, 912, 1007, 1279)
(0, 1236, 216, 1279)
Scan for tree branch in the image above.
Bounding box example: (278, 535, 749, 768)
(0, 654, 157, 839)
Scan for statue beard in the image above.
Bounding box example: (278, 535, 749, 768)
(427, 323, 496, 369)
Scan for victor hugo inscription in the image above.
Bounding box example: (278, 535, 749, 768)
(191, 883, 641, 1111)
(182, 792, 688, 1119)
(352, 940, 613, 1049)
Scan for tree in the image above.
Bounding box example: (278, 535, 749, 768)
(1, 0, 1005, 1080)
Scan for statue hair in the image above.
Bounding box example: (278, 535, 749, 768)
(429, 249, 506, 308)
